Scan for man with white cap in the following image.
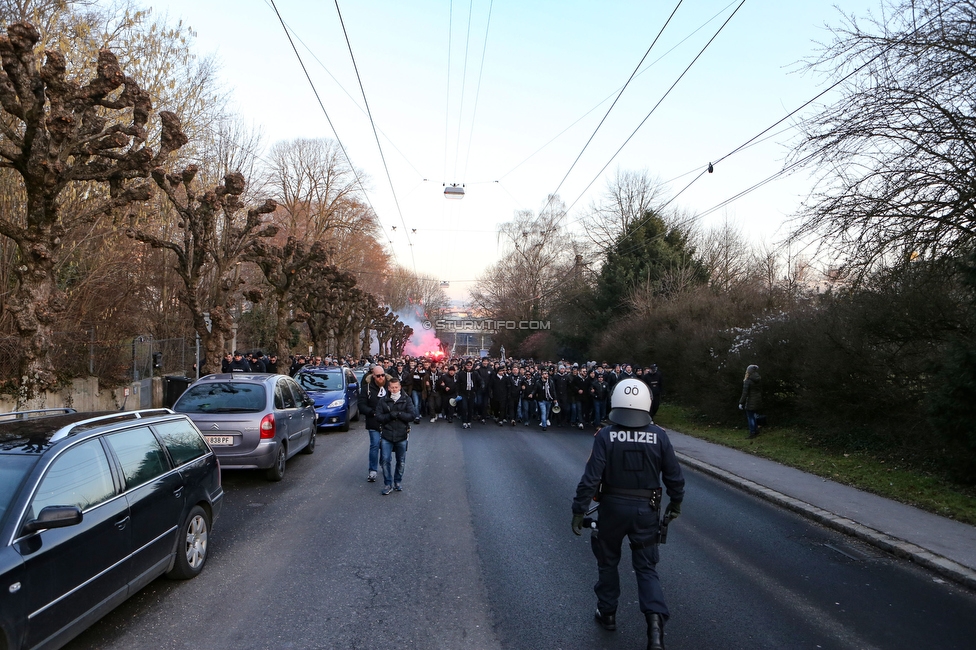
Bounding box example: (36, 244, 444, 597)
(571, 378, 685, 650)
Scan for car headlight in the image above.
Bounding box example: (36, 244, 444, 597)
(327, 399, 345, 409)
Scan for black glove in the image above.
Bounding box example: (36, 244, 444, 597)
(572, 513, 585, 536)
(664, 501, 681, 521)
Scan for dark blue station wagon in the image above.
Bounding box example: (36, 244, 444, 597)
(0, 409, 223, 650)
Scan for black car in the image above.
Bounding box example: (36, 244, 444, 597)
(0, 408, 224, 650)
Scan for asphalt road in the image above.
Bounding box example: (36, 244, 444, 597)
(65, 420, 976, 650)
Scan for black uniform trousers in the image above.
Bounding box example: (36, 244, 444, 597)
(591, 496, 669, 619)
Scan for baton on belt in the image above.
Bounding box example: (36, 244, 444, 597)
(580, 503, 599, 530)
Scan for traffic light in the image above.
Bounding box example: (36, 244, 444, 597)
(152, 352, 162, 369)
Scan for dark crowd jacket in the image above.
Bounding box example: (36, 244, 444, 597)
(376, 393, 417, 443)
(739, 370, 762, 411)
(358, 374, 391, 430)
(531, 377, 557, 402)
(456, 369, 482, 395)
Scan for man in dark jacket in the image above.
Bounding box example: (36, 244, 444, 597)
(456, 360, 480, 428)
(375, 378, 417, 494)
(554, 366, 571, 427)
(438, 366, 458, 423)
(489, 365, 509, 425)
(475, 358, 493, 422)
(228, 351, 252, 372)
(358, 365, 390, 482)
(530, 370, 557, 431)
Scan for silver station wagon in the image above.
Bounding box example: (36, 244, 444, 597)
(173, 374, 317, 481)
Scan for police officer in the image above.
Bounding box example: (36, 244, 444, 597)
(571, 378, 684, 650)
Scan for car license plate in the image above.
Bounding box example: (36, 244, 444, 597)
(206, 435, 234, 446)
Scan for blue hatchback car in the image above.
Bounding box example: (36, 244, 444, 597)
(294, 367, 360, 432)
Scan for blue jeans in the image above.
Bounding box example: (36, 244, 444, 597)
(746, 410, 758, 435)
(411, 390, 422, 415)
(570, 402, 581, 424)
(538, 400, 551, 426)
(368, 429, 381, 472)
(593, 400, 605, 426)
(381, 438, 407, 487)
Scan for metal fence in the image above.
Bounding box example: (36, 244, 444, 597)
(0, 333, 196, 386)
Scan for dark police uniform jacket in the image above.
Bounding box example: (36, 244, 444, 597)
(572, 421, 684, 515)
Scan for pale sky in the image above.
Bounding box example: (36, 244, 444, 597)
(155, 0, 877, 300)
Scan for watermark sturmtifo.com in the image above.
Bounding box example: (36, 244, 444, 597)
(422, 319, 551, 331)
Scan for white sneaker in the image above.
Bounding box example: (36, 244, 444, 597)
(430, 417, 437, 423)
(547, 420, 551, 426)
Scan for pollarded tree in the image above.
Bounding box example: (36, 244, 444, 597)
(0, 21, 187, 402)
(127, 167, 278, 374)
(244, 236, 327, 364)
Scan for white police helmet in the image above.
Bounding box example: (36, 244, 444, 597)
(608, 378, 652, 428)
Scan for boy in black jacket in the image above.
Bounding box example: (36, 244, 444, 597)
(375, 378, 418, 494)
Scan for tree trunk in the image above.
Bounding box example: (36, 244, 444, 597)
(8, 219, 64, 407)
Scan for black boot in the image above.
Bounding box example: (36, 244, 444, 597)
(646, 612, 665, 650)
(594, 608, 616, 631)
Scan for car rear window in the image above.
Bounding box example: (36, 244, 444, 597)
(296, 372, 344, 391)
(0, 455, 36, 529)
(175, 382, 267, 413)
(153, 420, 210, 466)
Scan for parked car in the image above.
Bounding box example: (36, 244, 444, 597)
(173, 373, 316, 481)
(0, 408, 223, 650)
(352, 367, 368, 385)
(295, 366, 360, 432)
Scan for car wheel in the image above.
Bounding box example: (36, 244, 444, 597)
(340, 408, 350, 432)
(351, 406, 360, 422)
(301, 429, 316, 454)
(265, 444, 286, 481)
(167, 505, 210, 580)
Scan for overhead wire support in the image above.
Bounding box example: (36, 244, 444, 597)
(333, 0, 417, 273)
(266, 0, 401, 267)
(443, 0, 454, 184)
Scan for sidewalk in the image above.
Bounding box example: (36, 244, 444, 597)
(666, 429, 976, 591)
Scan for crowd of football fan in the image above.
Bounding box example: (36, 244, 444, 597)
(222, 350, 664, 431)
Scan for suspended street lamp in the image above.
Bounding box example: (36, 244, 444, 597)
(443, 183, 465, 199)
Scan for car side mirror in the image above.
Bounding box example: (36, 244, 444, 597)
(23, 505, 83, 534)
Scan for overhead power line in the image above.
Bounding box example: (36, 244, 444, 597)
(443, 0, 454, 183)
(333, 0, 417, 273)
(538, 0, 686, 219)
(267, 0, 401, 267)
(497, 0, 740, 181)
(461, 0, 494, 182)
(561, 0, 748, 220)
(595, 6, 931, 262)
(452, 0, 476, 181)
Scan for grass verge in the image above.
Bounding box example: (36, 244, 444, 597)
(656, 403, 976, 527)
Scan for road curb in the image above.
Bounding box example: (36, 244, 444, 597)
(676, 451, 976, 592)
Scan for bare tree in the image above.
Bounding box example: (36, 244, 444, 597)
(0, 21, 187, 402)
(471, 199, 577, 321)
(789, 0, 976, 277)
(580, 169, 667, 255)
(701, 216, 751, 292)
